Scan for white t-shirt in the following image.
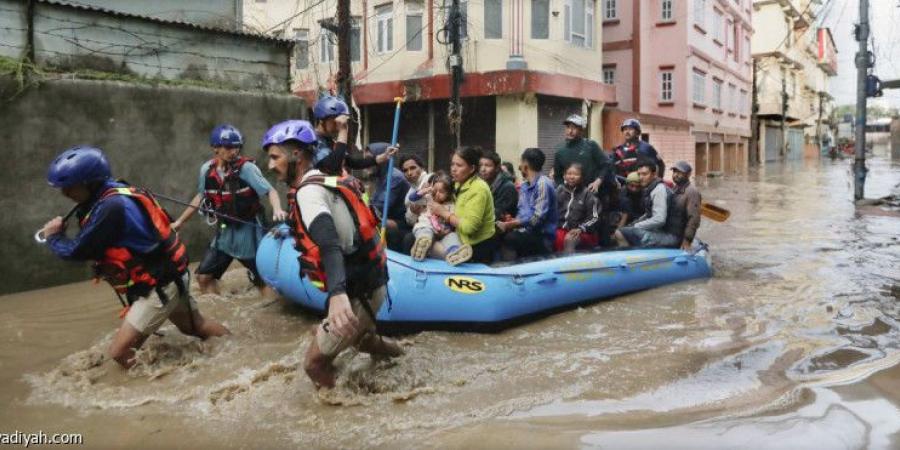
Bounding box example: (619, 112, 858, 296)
(295, 170, 359, 255)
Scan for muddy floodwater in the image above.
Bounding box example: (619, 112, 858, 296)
(2, 155, 899, 449)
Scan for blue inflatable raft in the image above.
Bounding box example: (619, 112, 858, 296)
(257, 227, 712, 332)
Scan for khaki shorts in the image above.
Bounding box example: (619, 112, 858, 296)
(125, 273, 197, 335)
(316, 286, 386, 357)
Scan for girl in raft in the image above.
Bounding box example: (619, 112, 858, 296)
(410, 173, 473, 265)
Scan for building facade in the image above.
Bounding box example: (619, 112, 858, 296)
(751, 0, 837, 163)
(244, 0, 615, 171)
(602, 0, 753, 177)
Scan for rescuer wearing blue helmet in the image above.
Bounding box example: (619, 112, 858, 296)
(264, 119, 404, 389)
(311, 95, 397, 175)
(40, 145, 229, 368)
(171, 124, 287, 296)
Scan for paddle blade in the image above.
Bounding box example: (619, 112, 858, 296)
(701, 202, 730, 222)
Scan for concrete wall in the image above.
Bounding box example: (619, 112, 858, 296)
(64, 0, 243, 30)
(0, 76, 306, 295)
(0, 0, 290, 92)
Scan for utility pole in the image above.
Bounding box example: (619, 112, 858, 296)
(335, 0, 358, 140)
(448, 0, 463, 148)
(853, 0, 870, 200)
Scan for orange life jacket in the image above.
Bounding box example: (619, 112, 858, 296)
(203, 157, 261, 223)
(287, 175, 386, 297)
(83, 186, 188, 302)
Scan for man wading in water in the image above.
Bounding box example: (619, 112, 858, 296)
(40, 146, 229, 368)
(263, 119, 403, 389)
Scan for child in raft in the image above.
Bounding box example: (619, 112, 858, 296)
(554, 163, 601, 254)
(410, 173, 473, 265)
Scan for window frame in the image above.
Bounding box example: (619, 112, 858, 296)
(293, 28, 309, 69)
(319, 28, 334, 64)
(603, 67, 616, 85)
(693, 0, 706, 29)
(712, 78, 723, 110)
(531, 0, 550, 39)
(692, 70, 706, 105)
(603, 0, 617, 20)
(565, 0, 595, 48)
(660, 0, 674, 22)
(406, 1, 424, 51)
(660, 70, 674, 102)
(376, 4, 394, 54)
(484, 0, 502, 39)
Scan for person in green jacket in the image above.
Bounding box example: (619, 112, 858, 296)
(427, 146, 497, 264)
(553, 114, 613, 192)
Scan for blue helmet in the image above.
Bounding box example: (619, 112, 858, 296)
(262, 120, 318, 149)
(210, 124, 243, 148)
(620, 118, 642, 132)
(313, 95, 350, 120)
(47, 145, 111, 188)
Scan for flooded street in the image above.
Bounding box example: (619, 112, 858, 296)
(2, 156, 899, 449)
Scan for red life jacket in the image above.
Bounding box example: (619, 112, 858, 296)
(287, 175, 386, 296)
(613, 143, 640, 177)
(82, 186, 189, 301)
(203, 157, 261, 223)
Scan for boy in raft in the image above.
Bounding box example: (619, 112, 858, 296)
(263, 120, 403, 389)
(40, 146, 229, 368)
(410, 172, 473, 265)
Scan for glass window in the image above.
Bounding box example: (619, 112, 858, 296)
(293, 28, 309, 69)
(661, 0, 673, 21)
(603, 0, 616, 20)
(320, 29, 335, 63)
(693, 0, 705, 28)
(406, 2, 423, 51)
(566, 0, 595, 48)
(692, 71, 705, 104)
(485, 0, 502, 39)
(350, 18, 361, 61)
(712, 80, 722, 109)
(377, 4, 393, 54)
(603, 67, 615, 85)
(660, 70, 673, 102)
(712, 10, 722, 41)
(531, 0, 549, 38)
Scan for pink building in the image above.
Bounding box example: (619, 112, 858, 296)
(601, 0, 753, 177)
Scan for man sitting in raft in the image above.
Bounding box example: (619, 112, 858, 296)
(613, 160, 682, 249)
(615, 171, 646, 228)
(263, 120, 403, 389)
(479, 149, 519, 222)
(365, 142, 411, 251)
(40, 146, 229, 368)
(496, 148, 558, 260)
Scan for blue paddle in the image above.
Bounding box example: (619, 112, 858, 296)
(380, 96, 404, 241)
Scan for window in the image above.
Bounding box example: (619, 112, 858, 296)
(726, 20, 734, 53)
(351, 18, 361, 61)
(603, 67, 616, 84)
(406, 2, 423, 51)
(712, 79, 722, 109)
(603, 0, 616, 20)
(692, 70, 706, 104)
(728, 84, 736, 112)
(376, 4, 393, 54)
(744, 37, 750, 61)
(320, 28, 334, 63)
(739, 90, 747, 114)
(531, 0, 549, 38)
(693, 0, 705, 28)
(661, 0, 673, 21)
(485, 0, 502, 38)
(732, 21, 740, 62)
(565, 0, 595, 48)
(660, 70, 674, 102)
(293, 28, 309, 69)
(712, 9, 723, 42)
